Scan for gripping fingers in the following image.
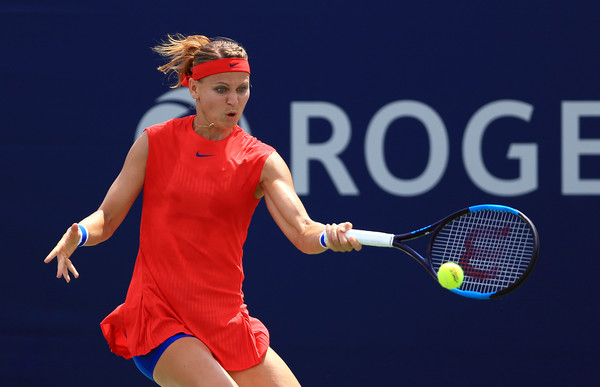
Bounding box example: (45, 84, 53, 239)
(346, 234, 362, 252)
(325, 223, 361, 252)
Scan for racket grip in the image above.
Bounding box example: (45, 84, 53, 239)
(319, 229, 394, 248)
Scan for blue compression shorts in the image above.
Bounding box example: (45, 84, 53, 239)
(132, 333, 193, 381)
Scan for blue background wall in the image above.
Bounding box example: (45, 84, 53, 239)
(2, 1, 599, 386)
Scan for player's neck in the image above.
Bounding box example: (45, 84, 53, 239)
(192, 116, 233, 141)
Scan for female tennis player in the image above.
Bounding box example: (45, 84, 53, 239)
(44, 34, 361, 386)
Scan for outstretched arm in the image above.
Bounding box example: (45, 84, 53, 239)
(44, 132, 149, 282)
(258, 152, 361, 254)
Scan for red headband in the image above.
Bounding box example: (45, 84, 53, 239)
(181, 58, 250, 87)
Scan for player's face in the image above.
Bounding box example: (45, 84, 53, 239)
(190, 72, 250, 132)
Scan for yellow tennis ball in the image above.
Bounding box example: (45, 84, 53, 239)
(437, 262, 464, 289)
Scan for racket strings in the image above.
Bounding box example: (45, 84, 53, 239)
(431, 210, 536, 294)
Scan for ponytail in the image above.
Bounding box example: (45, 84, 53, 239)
(152, 34, 249, 88)
(152, 34, 211, 88)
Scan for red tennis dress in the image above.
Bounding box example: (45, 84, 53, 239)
(100, 115, 275, 371)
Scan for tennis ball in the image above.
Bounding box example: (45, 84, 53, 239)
(437, 262, 464, 289)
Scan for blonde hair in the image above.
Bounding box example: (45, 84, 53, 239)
(152, 34, 249, 88)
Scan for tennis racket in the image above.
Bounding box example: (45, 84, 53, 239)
(321, 204, 539, 299)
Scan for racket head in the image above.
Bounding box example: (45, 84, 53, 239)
(428, 204, 539, 299)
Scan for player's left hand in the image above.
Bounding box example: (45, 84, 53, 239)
(323, 222, 362, 252)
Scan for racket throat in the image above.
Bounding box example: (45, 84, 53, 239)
(393, 243, 436, 279)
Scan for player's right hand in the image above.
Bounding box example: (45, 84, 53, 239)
(44, 223, 81, 283)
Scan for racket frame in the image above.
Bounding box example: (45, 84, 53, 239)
(336, 204, 539, 299)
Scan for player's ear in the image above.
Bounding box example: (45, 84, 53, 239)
(188, 79, 200, 100)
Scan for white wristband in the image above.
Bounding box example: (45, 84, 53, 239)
(319, 231, 328, 249)
(77, 224, 89, 247)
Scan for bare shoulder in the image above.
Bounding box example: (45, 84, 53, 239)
(256, 152, 292, 199)
(261, 152, 292, 182)
(263, 152, 291, 176)
(121, 131, 149, 172)
(131, 131, 149, 157)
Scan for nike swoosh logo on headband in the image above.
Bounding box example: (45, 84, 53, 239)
(229, 63, 239, 67)
(196, 153, 214, 157)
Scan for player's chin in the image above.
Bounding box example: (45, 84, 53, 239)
(220, 116, 239, 129)
(214, 120, 237, 131)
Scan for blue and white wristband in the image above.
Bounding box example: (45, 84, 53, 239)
(319, 231, 328, 249)
(77, 224, 89, 247)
